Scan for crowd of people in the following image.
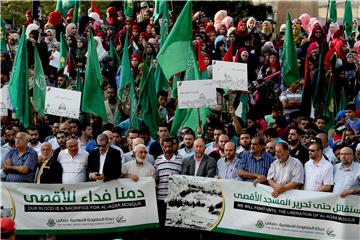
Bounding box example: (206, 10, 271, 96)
(1, 1, 360, 239)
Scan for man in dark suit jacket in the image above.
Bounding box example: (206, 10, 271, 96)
(87, 134, 122, 182)
(182, 138, 217, 177)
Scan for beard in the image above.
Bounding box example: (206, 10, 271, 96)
(136, 158, 145, 163)
(288, 140, 298, 146)
(30, 138, 39, 144)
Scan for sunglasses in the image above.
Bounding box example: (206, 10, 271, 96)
(97, 144, 107, 148)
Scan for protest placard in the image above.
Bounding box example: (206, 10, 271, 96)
(212, 60, 248, 91)
(44, 87, 81, 119)
(177, 80, 217, 109)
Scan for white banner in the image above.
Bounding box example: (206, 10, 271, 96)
(166, 175, 360, 240)
(44, 87, 81, 119)
(212, 60, 248, 91)
(1, 178, 159, 234)
(177, 80, 217, 109)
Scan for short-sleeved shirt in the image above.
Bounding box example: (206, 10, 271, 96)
(217, 157, 240, 179)
(4, 147, 38, 183)
(267, 156, 304, 185)
(122, 160, 155, 177)
(238, 151, 275, 181)
(178, 148, 195, 159)
(58, 149, 89, 183)
(304, 157, 334, 191)
(154, 154, 183, 200)
(333, 161, 360, 194)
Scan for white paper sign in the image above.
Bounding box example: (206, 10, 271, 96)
(45, 87, 81, 119)
(212, 60, 248, 90)
(0, 86, 12, 116)
(177, 80, 217, 109)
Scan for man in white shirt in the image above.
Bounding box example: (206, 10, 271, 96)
(122, 144, 155, 181)
(333, 147, 360, 197)
(27, 126, 42, 154)
(124, 138, 154, 165)
(304, 138, 333, 192)
(267, 142, 304, 197)
(316, 133, 339, 165)
(58, 137, 88, 183)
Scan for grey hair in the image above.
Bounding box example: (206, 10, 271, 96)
(96, 134, 109, 143)
(134, 144, 146, 153)
(41, 142, 52, 149)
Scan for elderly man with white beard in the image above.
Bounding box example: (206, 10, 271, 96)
(122, 144, 155, 181)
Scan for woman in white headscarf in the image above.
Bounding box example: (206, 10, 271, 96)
(214, 10, 227, 32)
(93, 36, 108, 62)
(45, 29, 57, 52)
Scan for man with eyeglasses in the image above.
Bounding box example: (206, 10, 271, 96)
(333, 147, 360, 197)
(58, 137, 88, 183)
(304, 138, 333, 192)
(87, 134, 122, 182)
(2, 132, 38, 182)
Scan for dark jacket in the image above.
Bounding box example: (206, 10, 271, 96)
(87, 146, 122, 182)
(38, 148, 63, 184)
(182, 154, 217, 178)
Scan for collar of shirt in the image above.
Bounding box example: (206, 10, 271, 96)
(310, 156, 326, 167)
(339, 161, 355, 171)
(162, 154, 175, 161)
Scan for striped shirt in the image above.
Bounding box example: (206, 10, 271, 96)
(154, 154, 183, 200)
(217, 157, 241, 179)
(238, 151, 275, 182)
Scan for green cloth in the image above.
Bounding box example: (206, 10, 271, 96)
(9, 29, 31, 128)
(33, 45, 47, 117)
(109, 40, 121, 70)
(118, 31, 138, 129)
(329, 0, 337, 23)
(81, 30, 108, 122)
(157, 0, 193, 80)
(123, 0, 134, 20)
(72, 0, 80, 24)
(282, 13, 300, 87)
(58, 32, 68, 73)
(155, 0, 170, 94)
(139, 58, 160, 137)
(56, 0, 75, 17)
(343, 0, 353, 39)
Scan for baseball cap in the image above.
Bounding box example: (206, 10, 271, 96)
(0, 218, 16, 237)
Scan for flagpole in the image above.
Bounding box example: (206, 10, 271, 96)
(325, 0, 330, 25)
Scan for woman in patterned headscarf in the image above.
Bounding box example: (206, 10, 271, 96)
(260, 20, 276, 42)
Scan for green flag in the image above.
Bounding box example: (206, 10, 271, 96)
(33, 45, 47, 116)
(58, 32, 68, 73)
(329, 0, 337, 23)
(282, 13, 300, 87)
(323, 81, 336, 132)
(72, 0, 80, 24)
(343, 0, 353, 39)
(139, 58, 160, 137)
(81, 30, 108, 122)
(157, 0, 193, 79)
(155, 0, 170, 94)
(56, 0, 75, 17)
(0, 18, 7, 54)
(118, 31, 138, 129)
(109, 41, 121, 70)
(123, 0, 134, 20)
(8, 29, 31, 128)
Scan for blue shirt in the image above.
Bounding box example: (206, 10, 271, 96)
(238, 151, 275, 182)
(178, 148, 195, 159)
(333, 161, 360, 194)
(217, 157, 241, 179)
(4, 147, 38, 183)
(117, 118, 143, 136)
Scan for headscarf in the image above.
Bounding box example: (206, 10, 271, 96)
(309, 23, 326, 45)
(214, 35, 227, 50)
(353, 40, 360, 62)
(66, 8, 74, 23)
(247, 17, 257, 32)
(214, 10, 227, 31)
(293, 23, 302, 44)
(307, 19, 322, 38)
(299, 13, 311, 34)
(65, 23, 77, 37)
(45, 29, 57, 51)
(327, 22, 339, 43)
(25, 23, 39, 39)
(47, 11, 63, 26)
(236, 20, 248, 36)
(221, 16, 233, 30)
(235, 47, 248, 62)
(93, 36, 108, 61)
(89, 12, 103, 23)
(261, 21, 273, 35)
(107, 6, 118, 25)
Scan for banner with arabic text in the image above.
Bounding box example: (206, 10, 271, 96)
(1, 177, 159, 234)
(165, 175, 359, 240)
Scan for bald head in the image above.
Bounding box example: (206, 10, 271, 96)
(340, 146, 354, 166)
(103, 130, 114, 144)
(316, 133, 328, 147)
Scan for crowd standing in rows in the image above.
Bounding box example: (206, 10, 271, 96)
(1, 1, 360, 238)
